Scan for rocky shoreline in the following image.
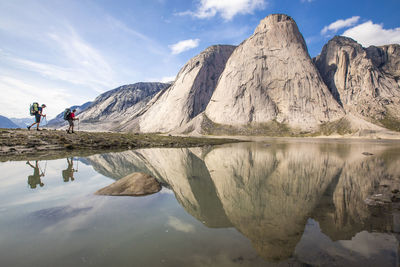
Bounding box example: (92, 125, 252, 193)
(0, 128, 240, 161)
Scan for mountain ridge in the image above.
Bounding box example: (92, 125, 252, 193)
(48, 14, 400, 137)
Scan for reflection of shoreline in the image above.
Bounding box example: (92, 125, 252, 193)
(84, 142, 400, 262)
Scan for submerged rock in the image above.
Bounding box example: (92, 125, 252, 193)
(95, 172, 161, 196)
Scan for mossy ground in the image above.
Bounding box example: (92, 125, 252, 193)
(201, 115, 294, 136)
(312, 118, 354, 136)
(201, 115, 354, 137)
(378, 112, 400, 132)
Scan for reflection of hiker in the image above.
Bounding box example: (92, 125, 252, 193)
(26, 160, 45, 189)
(65, 109, 79, 134)
(62, 157, 77, 182)
(28, 104, 46, 131)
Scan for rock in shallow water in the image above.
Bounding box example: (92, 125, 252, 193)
(95, 172, 161, 196)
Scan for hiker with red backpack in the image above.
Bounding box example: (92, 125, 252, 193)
(64, 108, 79, 134)
(27, 103, 46, 131)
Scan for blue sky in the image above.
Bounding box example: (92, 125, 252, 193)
(1, 0, 399, 119)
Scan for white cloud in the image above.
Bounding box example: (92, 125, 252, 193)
(321, 16, 360, 35)
(178, 0, 267, 21)
(160, 76, 176, 83)
(169, 39, 200, 54)
(301, 0, 314, 2)
(343, 21, 400, 47)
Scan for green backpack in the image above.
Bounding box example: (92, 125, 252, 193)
(29, 102, 39, 116)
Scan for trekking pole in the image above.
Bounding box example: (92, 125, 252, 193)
(38, 161, 44, 175)
(43, 160, 47, 175)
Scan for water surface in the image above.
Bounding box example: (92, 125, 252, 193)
(1, 140, 399, 266)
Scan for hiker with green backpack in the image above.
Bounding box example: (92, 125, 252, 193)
(27, 103, 46, 131)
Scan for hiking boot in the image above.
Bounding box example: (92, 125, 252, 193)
(37, 129, 42, 131)
(27, 126, 31, 131)
(66, 129, 70, 133)
(71, 131, 75, 133)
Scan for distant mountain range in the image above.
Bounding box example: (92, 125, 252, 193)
(0, 115, 20, 128)
(47, 14, 400, 137)
(9, 117, 33, 128)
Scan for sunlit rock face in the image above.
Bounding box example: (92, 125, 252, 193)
(133, 45, 236, 133)
(76, 82, 170, 131)
(205, 14, 344, 131)
(315, 36, 400, 127)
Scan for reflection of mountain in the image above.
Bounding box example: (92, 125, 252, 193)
(138, 148, 231, 228)
(85, 151, 156, 180)
(314, 156, 391, 241)
(84, 142, 400, 261)
(205, 143, 343, 260)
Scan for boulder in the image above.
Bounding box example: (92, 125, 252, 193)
(95, 172, 161, 196)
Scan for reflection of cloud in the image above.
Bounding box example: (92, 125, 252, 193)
(167, 216, 195, 233)
(41, 196, 110, 234)
(159, 188, 174, 195)
(31, 205, 92, 223)
(295, 219, 398, 266)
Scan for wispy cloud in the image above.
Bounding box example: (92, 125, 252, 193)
(321, 16, 360, 35)
(177, 0, 267, 21)
(343, 21, 400, 47)
(104, 15, 167, 56)
(2, 37, 115, 94)
(301, 0, 314, 2)
(0, 75, 72, 118)
(169, 39, 200, 54)
(46, 27, 116, 91)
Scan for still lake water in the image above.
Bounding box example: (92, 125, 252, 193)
(1, 140, 400, 266)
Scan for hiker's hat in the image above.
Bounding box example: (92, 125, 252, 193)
(41, 104, 46, 107)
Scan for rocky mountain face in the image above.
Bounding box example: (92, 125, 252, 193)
(72, 82, 169, 131)
(204, 14, 344, 132)
(314, 36, 400, 131)
(0, 115, 19, 128)
(50, 14, 399, 136)
(118, 45, 236, 133)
